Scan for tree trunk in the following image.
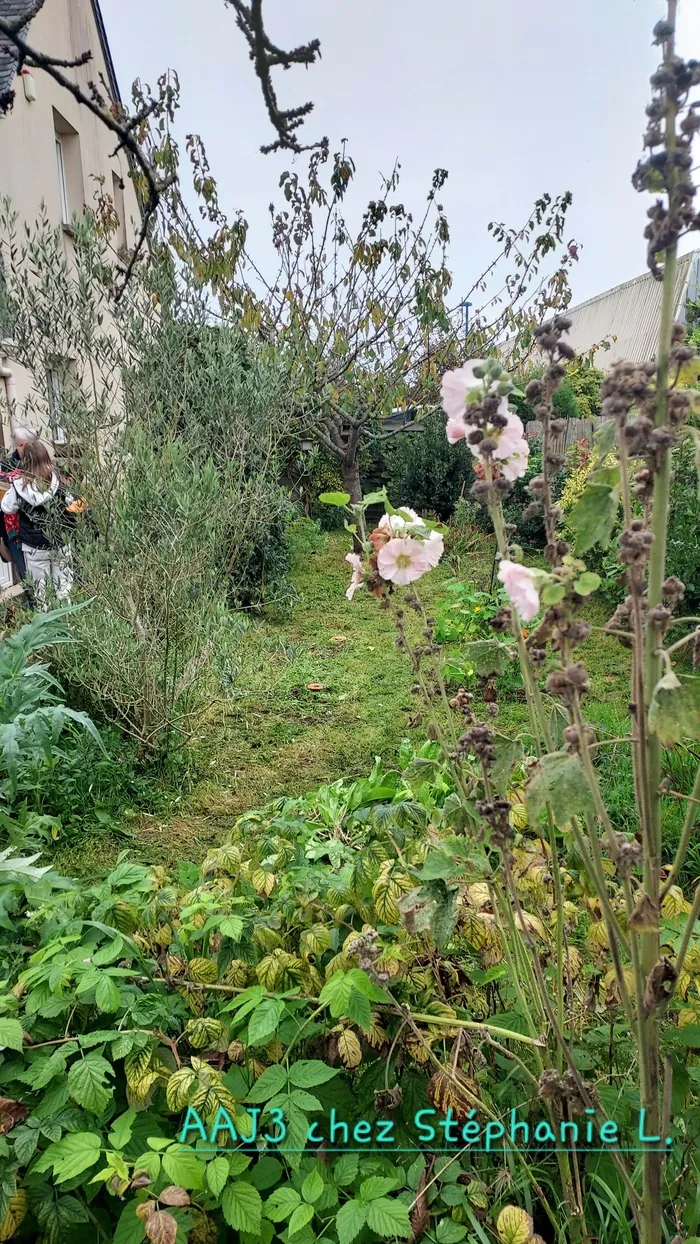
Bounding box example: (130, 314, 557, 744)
(341, 456, 362, 505)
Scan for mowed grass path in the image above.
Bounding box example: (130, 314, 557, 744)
(67, 532, 457, 870)
(62, 530, 644, 873)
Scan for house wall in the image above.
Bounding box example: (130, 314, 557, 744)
(0, 0, 140, 451)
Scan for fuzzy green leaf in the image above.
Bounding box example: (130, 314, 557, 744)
(525, 751, 594, 828)
(318, 492, 351, 508)
(490, 733, 524, 795)
(459, 639, 510, 675)
(541, 583, 566, 605)
(574, 571, 601, 597)
(649, 673, 700, 746)
(569, 478, 619, 553)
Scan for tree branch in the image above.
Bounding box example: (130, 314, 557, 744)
(227, 0, 326, 154)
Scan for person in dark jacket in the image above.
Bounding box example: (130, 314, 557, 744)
(0, 440, 73, 602)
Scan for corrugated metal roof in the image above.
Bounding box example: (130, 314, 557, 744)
(564, 250, 700, 368)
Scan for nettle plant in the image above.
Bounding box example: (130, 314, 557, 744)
(334, 9, 700, 1242)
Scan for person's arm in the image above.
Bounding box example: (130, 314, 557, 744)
(1, 487, 19, 515)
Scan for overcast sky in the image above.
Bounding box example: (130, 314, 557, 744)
(100, 0, 700, 310)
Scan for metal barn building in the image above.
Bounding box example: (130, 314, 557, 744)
(563, 249, 700, 368)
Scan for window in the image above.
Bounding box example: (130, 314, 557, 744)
(52, 110, 83, 228)
(47, 368, 67, 445)
(55, 137, 69, 225)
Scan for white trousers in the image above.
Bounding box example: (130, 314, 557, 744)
(22, 545, 73, 602)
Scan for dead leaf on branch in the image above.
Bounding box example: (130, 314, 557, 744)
(643, 958, 677, 1017)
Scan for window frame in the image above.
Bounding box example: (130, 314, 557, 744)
(47, 367, 67, 445)
(55, 135, 70, 226)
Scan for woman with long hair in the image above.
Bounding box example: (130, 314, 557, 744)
(0, 440, 73, 601)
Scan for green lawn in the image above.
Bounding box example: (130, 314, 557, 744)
(59, 528, 689, 877)
(59, 531, 459, 871)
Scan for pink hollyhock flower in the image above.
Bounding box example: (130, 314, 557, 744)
(498, 559, 540, 622)
(500, 441, 530, 481)
(377, 536, 432, 585)
(440, 360, 486, 421)
(379, 509, 444, 568)
(469, 405, 530, 482)
(446, 417, 469, 445)
(345, 552, 364, 600)
(378, 507, 422, 533)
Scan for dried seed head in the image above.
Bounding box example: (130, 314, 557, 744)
(663, 576, 686, 603)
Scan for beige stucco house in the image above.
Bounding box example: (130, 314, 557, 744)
(0, 0, 140, 450)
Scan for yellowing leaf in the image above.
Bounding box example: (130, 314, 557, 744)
(587, 922, 609, 950)
(465, 883, 491, 910)
(403, 1031, 433, 1064)
(428, 1067, 479, 1123)
(564, 946, 583, 980)
(372, 863, 412, 925)
(301, 924, 332, 955)
(514, 911, 547, 940)
(0, 1190, 27, 1241)
(362, 1013, 388, 1048)
(677, 971, 693, 1000)
(188, 958, 219, 985)
(185, 1018, 225, 1050)
(603, 966, 635, 1003)
(125, 1047, 152, 1090)
(509, 802, 528, 830)
(166, 1067, 197, 1111)
(337, 1029, 362, 1068)
(459, 911, 494, 951)
(251, 869, 276, 897)
(661, 885, 692, 919)
(497, 1205, 534, 1244)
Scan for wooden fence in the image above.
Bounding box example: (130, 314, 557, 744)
(525, 415, 608, 455)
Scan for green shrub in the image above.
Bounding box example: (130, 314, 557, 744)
(380, 410, 475, 520)
(0, 609, 101, 807)
(0, 747, 669, 1244)
(502, 443, 548, 547)
(54, 430, 246, 757)
(287, 447, 347, 529)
